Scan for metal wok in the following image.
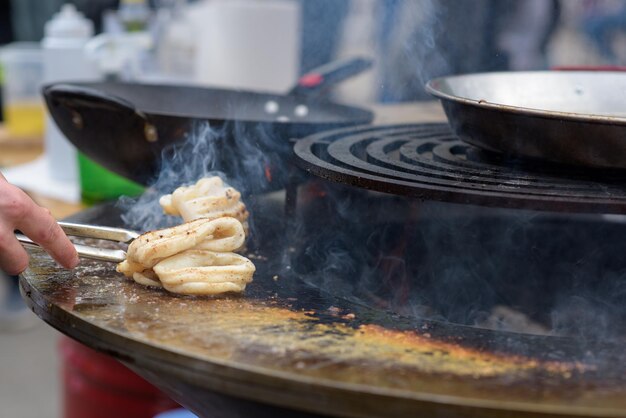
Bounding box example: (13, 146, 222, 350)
(43, 58, 373, 193)
(426, 71, 626, 170)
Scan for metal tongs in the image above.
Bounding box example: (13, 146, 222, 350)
(16, 222, 140, 263)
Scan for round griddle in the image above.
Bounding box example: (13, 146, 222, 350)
(18, 202, 626, 418)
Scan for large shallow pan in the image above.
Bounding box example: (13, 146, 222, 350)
(426, 71, 626, 170)
(43, 57, 373, 193)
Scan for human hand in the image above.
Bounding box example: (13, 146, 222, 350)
(0, 173, 79, 275)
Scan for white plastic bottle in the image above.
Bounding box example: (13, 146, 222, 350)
(42, 4, 99, 186)
(119, 0, 151, 32)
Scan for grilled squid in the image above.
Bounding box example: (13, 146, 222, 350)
(116, 217, 254, 295)
(159, 176, 249, 231)
(153, 250, 255, 295)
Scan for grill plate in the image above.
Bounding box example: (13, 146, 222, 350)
(293, 124, 626, 213)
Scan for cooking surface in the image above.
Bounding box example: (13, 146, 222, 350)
(294, 123, 626, 214)
(19, 199, 626, 418)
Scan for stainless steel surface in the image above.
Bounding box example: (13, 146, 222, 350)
(58, 222, 139, 243)
(426, 71, 626, 169)
(16, 222, 138, 263)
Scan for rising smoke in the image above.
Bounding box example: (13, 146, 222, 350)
(116, 119, 289, 232)
(115, 0, 626, 344)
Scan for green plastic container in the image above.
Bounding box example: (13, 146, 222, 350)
(78, 153, 144, 205)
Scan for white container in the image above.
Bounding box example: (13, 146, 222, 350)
(156, 5, 196, 79)
(42, 4, 99, 183)
(0, 43, 44, 138)
(192, 0, 300, 92)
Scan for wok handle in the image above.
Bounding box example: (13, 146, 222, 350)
(43, 83, 158, 142)
(288, 57, 373, 98)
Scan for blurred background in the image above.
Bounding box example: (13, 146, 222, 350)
(1, 0, 626, 417)
(3, 1, 626, 108)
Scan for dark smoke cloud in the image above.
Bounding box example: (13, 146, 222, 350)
(292, 181, 626, 340)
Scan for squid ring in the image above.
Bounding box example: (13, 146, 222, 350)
(153, 250, 255, 295)
(117, 217, 246, 278)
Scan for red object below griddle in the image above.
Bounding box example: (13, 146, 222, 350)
(60, 337, 179, 418)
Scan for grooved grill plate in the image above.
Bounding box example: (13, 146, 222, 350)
(293, 123, 626, 214)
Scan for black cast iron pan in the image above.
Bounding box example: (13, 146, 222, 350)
(43, 57, 373, 193)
